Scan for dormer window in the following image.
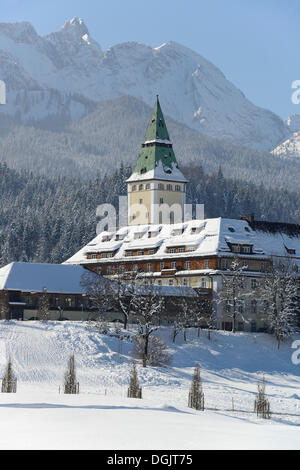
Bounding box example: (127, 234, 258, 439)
(229, 244, 252, 254)
(102, 234, 113, 242)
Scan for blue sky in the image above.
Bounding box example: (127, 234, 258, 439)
(1, 0, 299, 119)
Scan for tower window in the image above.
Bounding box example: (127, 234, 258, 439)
(146, 183, 150, 189)
(175, 185, 181, 192)
(139, 184, 143, 191)
(167, 184, 173, 191)
(159, 198, 164, 204)
(158, 183, 165, 190)
(139, 199, 143, 204)
(132, 185, 137, 191)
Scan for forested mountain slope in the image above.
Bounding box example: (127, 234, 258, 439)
(0, 96, 299, 191)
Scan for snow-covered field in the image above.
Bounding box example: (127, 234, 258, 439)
(0, 320, 299, 450)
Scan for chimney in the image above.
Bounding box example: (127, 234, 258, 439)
(241, 214, 254, 225)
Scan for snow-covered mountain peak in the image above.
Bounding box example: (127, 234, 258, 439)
(0, 21, 39, 44)
(59, 17, 89, 38)
(286, 114, 300, 133)
(0, 18, 293, 150)
(44, 18, 103, 68)
(271, 128, 300, 159)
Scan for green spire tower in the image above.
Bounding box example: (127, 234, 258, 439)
(127, 96, 188, 226)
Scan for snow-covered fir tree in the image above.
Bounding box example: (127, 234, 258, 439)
(188, 363, 204, 411)
(259, 260, 299, 348)
(1, 358, 17, 393)
(64, 354, 79, 394)
(127, 362, 142, 399)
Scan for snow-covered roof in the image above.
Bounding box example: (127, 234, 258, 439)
(64, 217, 300, 269)
(0, 262, 88, 294)
(126, 160, 188, 183)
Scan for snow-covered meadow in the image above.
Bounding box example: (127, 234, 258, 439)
(0, 320, 299, 450)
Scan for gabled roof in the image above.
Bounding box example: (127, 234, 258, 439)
(0, 262, 89, 294)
